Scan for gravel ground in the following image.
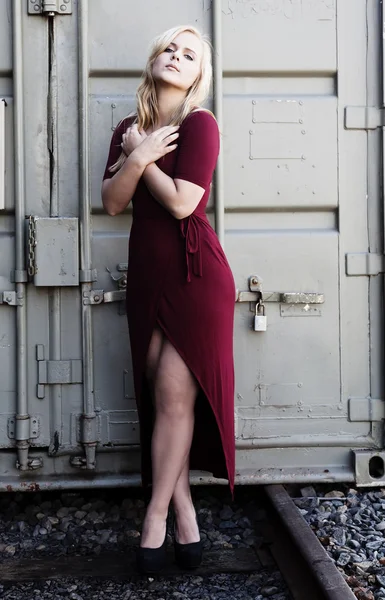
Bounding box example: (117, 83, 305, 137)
(0, 486, 290, 600)
(293, 484, 385, 600)
(0, 572, 289, 600)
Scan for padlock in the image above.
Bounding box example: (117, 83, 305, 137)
(254, 301, 267, 331)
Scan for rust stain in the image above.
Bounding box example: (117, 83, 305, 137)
(20, 482, 41, 492)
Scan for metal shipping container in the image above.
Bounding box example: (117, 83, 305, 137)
(0, 0, 384, 491)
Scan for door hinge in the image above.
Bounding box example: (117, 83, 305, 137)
(0, 291, 23, 306)
(8, 416, 40, 440)
(28, 0, 72, 15)
(346, 253, 385, 276)
(36, 345, 82, 399)
(345, 106, 385, 130)
(348, 397, 385, 422)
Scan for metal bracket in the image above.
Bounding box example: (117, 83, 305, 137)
(0, 291, 23, 306)
(345, 106, 385, 130)
(36, 345, 83, 399)
(348, 397, 385, 422)
(79, 269, 98, 283)
(354, 449, 385, 487)
(8, 416, 40, 440)
(16, 457, 43, 471)
(346, 253, 385, 276)
(83, 289, 126, 305)
(28, 0, 72, 15)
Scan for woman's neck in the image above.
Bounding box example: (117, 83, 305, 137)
(155, 85, 187, 128)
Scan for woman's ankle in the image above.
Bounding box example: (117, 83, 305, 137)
(173, 498, 196, 518)
(145, 501, 169, 521)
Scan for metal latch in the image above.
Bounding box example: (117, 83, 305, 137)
(83, 290, 126, 305)
(345, 106, 385, 130)
(83, 265, 127, 306)
(36, 345, 83, 399)
(236, 275, 324, 305)
(28, 0, 72, 15)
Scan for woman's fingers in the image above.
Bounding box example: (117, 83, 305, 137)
(164, 143, 178, 153)
(164, 132, 179, 144)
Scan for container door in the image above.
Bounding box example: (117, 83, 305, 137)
(224, 0, 384, 485)
(1, 0, 383, 490)
(0, 0, 54, 483)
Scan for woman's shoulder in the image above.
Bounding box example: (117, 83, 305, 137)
(187, 108, 217, 122)
(181, 108, 218, 132)
(114, 113, 137, 134)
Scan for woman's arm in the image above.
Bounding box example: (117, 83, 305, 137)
(102, 153, 145, 216)
(142, 165, 205, 220)
(101, 123, 179, 216)
(143, 111, 219, 220)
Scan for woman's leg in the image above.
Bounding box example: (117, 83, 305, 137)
(144, 327, 199, 545)
(141, 337, 199, 548)
(171, 456, 200, 544)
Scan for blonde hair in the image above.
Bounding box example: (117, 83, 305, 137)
(109, 25, 213, 173)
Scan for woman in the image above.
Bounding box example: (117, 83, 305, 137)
(101, 25, 235, 574)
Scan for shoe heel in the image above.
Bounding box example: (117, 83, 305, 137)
(173, 514, 203, 570)
(136, 527, 168, 574)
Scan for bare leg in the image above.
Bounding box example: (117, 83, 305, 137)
(141, 337, 199, 548)
(144, 327, 199, 545)
(172, 456, 200, 544)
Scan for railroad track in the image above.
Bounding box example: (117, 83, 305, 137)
(0, 485, 356, 600)
(256, 485, 356, 600)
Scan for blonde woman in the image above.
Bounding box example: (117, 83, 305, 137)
(102, 25, 235, 574)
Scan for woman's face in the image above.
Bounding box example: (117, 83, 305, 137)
(152, 31, 203, 92)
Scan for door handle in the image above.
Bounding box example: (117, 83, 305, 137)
(236, 291, 324, 304)
(236, 275, 324, 304)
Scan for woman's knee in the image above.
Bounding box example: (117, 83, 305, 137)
(155, 395, 195, 420)
(156, 400, 194, 422)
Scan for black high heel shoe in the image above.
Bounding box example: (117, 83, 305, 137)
(136, 523, 168, 575)
(173, 514, 203, 570)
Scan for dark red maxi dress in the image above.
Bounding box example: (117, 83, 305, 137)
(103, 110, 236, 496)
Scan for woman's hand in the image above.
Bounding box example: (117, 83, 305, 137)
(121, 124, 147, 157)
(130, 125, 179, 168)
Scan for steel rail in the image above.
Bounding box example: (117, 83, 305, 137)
(261, 485, 356, 600)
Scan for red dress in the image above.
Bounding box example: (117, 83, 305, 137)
(103, 111, 235, 496)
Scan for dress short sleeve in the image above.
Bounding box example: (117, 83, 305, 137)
(174, 111, 220, 189)
(102, 116, 134, 181)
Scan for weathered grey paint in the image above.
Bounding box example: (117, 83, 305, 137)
(0, 0, 383, 490)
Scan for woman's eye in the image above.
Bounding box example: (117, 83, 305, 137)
(185, 54, 194, 61)
(165, 47, 173, 53)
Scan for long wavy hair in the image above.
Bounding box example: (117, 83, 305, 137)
(109, 25, 213, 173)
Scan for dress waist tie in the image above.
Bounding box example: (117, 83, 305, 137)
(180, 215, 202, 283)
